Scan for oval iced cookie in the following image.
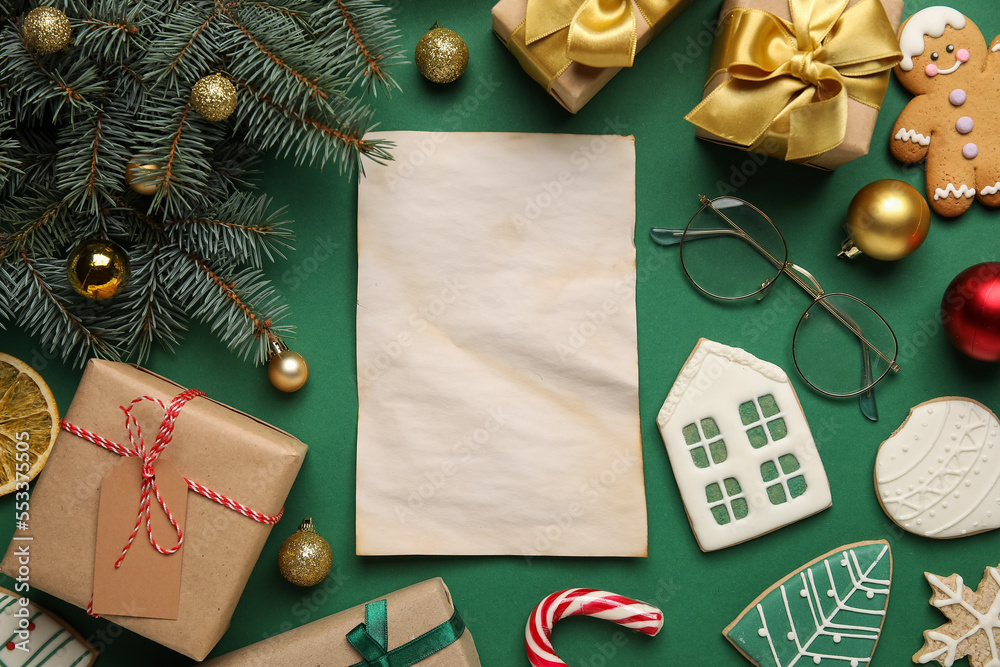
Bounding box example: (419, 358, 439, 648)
(0, 587, 97, 666)
(874, 397, 1000, 539)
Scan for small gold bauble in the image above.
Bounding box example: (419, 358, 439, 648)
(268, 349, 309, 392)
(66, 239, 130, 300)
(125, 156, 162, 196)
(840, 179, 930, 261)
(415, 23, 468, 84)
(23, 6, 72, 53)
(190, 73, 238, 122)
(277, 518, 332, 587)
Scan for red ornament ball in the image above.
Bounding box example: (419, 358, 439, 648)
(941, 262, 1000, 361)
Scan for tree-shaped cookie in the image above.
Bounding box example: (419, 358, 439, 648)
(891, 7, 1000, 217)
(725, 541, 892, 666)
(914, 565, 1000, 667)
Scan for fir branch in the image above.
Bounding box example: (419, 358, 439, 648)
(234, 77, 390, 170)
(101, 243, 187, 362)
(135, 95, 228, 218)
(173, 250, 293, 364)
(0, 26, 103, 123)
(142, 2, 222, 92)
(0, 260, 13, 328)
(0, 118, 21, 190)
(56, 92, 133, 214)
(162, 192, 293, 267)
(12, 251, 119, 366)
(0, 197, 70, 259)
(221, 4, 330, 107)
(317, 0, 404, 95)
(71, 0, 152, 64)
(0, 125, 58, 201)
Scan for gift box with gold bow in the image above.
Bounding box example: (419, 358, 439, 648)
(203, 578, 480, 666)
(0, 360, 308, 660)
(686, 0, 904, 170)
(492, 0, 692, 113)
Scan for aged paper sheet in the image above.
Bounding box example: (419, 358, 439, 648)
(356, 131, 647, 556)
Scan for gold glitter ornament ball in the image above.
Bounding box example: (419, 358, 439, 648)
(415, 23, 468, 83)
(23, 6, 72, 53)
(190, 74, 238, 122)
(278, 518, 332, 587)
(66, 239, 131, 300)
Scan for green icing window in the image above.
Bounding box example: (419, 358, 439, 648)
(760, 454, 807, 505)
(681, 417, 728, 469)
(739, 393, 788, 449)
(705, 477, 749, 525)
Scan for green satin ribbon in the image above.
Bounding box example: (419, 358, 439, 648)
(685, 0, 902, 162)
(346, 599, 466, 667)
(507, 0, 689, 91)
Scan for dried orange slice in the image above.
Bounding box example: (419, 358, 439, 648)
(0, 353, 59, 495)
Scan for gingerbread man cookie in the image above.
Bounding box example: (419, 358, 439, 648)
(891, 7, 1000, 217)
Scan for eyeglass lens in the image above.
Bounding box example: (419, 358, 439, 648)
(792, 293, 898, 397)
(680, 197, 787, 300)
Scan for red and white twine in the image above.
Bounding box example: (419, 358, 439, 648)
(60, 388, 284, 615)
(525, 589, 663, 667)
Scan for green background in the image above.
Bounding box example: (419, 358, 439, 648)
(3, 0, 1000, 664)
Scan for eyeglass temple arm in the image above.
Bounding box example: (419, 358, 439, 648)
(649, 228, 745, 246)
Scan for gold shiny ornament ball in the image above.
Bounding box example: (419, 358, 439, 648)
(125, 157, 162, 196)
(190, 74, 238, 122)
(278, 518, 332, 587)
(268, 349, 309, 392)
(842, 179, 930, 261)
(23, 6, 72, 53)
(66, 239, 131, 300)
(415, 24, 468, 83)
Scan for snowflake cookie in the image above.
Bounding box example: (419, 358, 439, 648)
(891, 7, 1000, 217)
(915, 565, 1000, 667)
(725, 540, 892, 667)
(656, 339, 831, 552)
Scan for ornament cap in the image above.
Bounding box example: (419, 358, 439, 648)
(837, 238, 863, 260)
(298, 517, 317, 533)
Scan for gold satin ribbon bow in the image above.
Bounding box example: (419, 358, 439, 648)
(510, 0, 683, 89)
(685, 0, 902, 162)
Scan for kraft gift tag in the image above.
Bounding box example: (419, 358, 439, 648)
(92, 457, 187, 618)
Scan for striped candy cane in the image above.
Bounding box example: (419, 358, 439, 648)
(525, 589, 663, 667)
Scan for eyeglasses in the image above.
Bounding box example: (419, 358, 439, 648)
(651, 195, 899, 421)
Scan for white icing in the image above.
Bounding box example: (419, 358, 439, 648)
(895, 127, 932, 146)
(993, 43, 1000, 52)
(656, 339, 831, 552)
(875, 399, 1000, 538)
(754, 545, 891, 666)
(0, 593, 94, 666)
(935, 59, 965, 75)
(981, 182, 1000, 196)
(899, 7, 968, 71)
(917, 569, 1000, 665)
(934, 183, 976, 200)
(658, 338, 787, 426)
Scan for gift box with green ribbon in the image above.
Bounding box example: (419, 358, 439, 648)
(686, 0, 904, 170)
(492, 0, 692, 113)
(203, 578, 480, 666)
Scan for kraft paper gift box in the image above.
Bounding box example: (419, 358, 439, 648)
(203, 578, 480, 666)
(492, 0, 692, 113)
(685, 0, 905, 170)
(0, 359, 308, 661)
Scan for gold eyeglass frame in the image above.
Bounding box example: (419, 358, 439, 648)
(651, 195, 900, 419)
